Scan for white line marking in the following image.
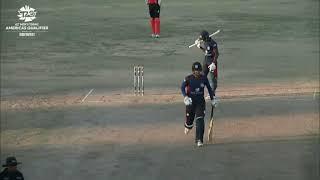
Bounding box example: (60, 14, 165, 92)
(313, 88, 317, 100)
(82, 89, 94, 102)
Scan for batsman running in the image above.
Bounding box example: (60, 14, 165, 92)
(181, 62, 216, 147)
(145, 0, 161, 38)
(194, 30, 220, 105)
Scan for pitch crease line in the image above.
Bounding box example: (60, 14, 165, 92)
(82, 89, 94, 102)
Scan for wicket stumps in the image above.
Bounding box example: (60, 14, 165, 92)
(133, 65, 144, 96)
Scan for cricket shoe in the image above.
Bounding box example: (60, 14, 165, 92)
(155, 34, 160, 38)
(184, 127, 190, 135)
(151, 34, 156, 38)
(196, 141, 203, 147)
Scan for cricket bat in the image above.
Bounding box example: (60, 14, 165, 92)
(188, 29, 221, 48)
(207, 105, 215, 142)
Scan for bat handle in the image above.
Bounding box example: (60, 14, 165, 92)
(188, 44, 195, 48)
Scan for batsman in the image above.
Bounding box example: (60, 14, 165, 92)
(181, 62, 216, 147)
(194, 30, 220, 105)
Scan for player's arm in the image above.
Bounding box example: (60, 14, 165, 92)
(181, 78, 193, 105)
(200, 46, 205, 52)
(181, 78, 188, 97)
(213, 43, 219, 62)
(194, 39, 206, 52)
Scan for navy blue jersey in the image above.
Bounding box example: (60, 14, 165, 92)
(181, 74, 213, 100)
(199, 38, 219, 58)
(0, 168, 24, 180)
(200, 38, 219, 77)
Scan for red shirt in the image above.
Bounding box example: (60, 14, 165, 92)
(148, 0, 159, 4)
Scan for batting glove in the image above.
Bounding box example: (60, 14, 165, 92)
(195, 39, 201, 48)
(184, 96, 192, 106)
(211, 96, 219, 107)
(208, 62, 216, 72)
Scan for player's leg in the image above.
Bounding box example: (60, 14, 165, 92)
(195, 100, 206, 146)
(184, 104, 195, 134)
(212, 61, 219, 106)
(208, 71, 217, 96)
(213, 61, 218, 91)
(148, 4, 156, 37)
(154, 4, 160, 37)
(203, 57, 214, 99)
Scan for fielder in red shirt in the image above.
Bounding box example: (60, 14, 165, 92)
(145, 0, 161, 38)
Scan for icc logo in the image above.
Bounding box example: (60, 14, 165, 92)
(17, 5, 37, 22)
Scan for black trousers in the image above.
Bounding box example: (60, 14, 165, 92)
(148, 3, 160, 18)
(185, 99, 206, 143)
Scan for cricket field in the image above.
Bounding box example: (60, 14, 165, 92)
(1, 0, 319, 179)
